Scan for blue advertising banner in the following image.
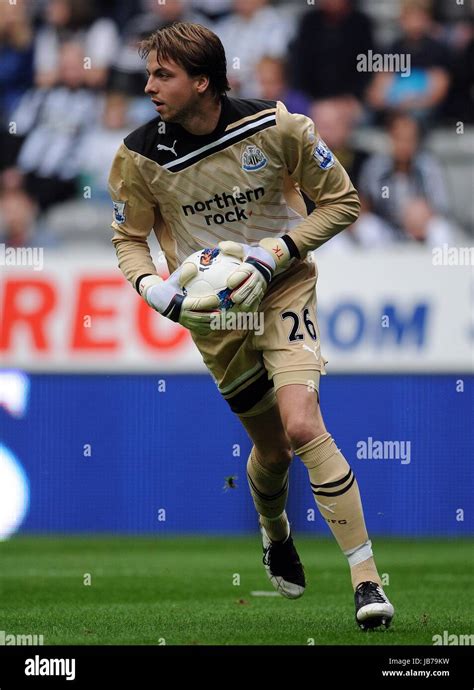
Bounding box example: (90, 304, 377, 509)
(0, 373, 472, 537)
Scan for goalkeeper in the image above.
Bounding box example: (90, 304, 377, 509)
(108, 22, 394, 630)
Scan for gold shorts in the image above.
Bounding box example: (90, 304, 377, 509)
(190, 258, 327, 415)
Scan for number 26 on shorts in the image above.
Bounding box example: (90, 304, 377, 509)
(281, 308, 318, 343)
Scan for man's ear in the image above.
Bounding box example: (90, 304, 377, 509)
(195, 74, 210, 95)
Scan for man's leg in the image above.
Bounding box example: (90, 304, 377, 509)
(238, 400, 293, 542)
(276, 382, 394, 627)
(238, 399, 306, 598)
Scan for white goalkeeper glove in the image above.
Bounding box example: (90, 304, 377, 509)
(137, 264, 220, 336)
(217, 235, 298, 310)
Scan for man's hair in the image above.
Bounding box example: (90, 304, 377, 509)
(385, 111, 425, 141)
(138, 22, 231, 101)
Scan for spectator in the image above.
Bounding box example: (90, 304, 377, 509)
(111, 0, 207, 97)
(0, 0, 34, 170)
(289, 0, 374, 117)
(12, 42, 100, 210)
(0, 189, 44, 249)
(0, 0, 34, 122)
(215, 0, 294, 97)
(443, 29, 474, 124)
(78, 91, 131, 200)
(356, 112, 458, 246)
(34, 0, 119, 88)
(366, 0, 451, 124)
(120, 0, 206, 38)
(43, 91, 131, 247)
(86, 0, 144, 29)
(255, 56, 312, 116)
(307, 98, 374, 251)
(310, 98, 368, 188)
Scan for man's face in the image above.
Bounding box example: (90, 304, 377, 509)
(256, 60, 285, 100)
(400, 8, 430, 40)
(59, 43, 85, 88)
(390, 117, 419, 163)
(144, 54, 203, 123)
(310, 100, 352, 150)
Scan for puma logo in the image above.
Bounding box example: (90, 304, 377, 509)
(302, 343, 319, 359)
(315, 499, 337, 514)
(157, 140, 178, 157)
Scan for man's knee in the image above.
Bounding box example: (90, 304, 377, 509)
(276, 384, 327, 451)
(253, 444, 293, 474)
(284, 416, 326, 451)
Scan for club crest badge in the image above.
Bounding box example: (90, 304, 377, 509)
(312, 139, 335, 170)
(241, 145, 268, 172)
(199, 247, 219, 270)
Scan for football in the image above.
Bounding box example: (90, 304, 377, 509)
(181, 247, 242, 310)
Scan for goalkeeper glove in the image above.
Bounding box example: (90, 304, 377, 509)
(137, 264, 220, 336)
(217, 235, 298, 310)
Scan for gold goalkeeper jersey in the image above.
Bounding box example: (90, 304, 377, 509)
(108, 96, 360, 291)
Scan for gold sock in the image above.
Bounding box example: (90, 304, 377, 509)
(246, 446, 290, 542)
(296, 433, 381, 589)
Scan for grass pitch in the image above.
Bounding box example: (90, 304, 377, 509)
(0, 536, 472, 646)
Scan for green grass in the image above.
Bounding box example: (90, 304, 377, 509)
(0, 536, 472, 645)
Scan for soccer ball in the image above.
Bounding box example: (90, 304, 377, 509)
(181, 247, 242, 310)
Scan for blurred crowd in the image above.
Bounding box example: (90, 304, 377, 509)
(0, 0, 472, 252)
